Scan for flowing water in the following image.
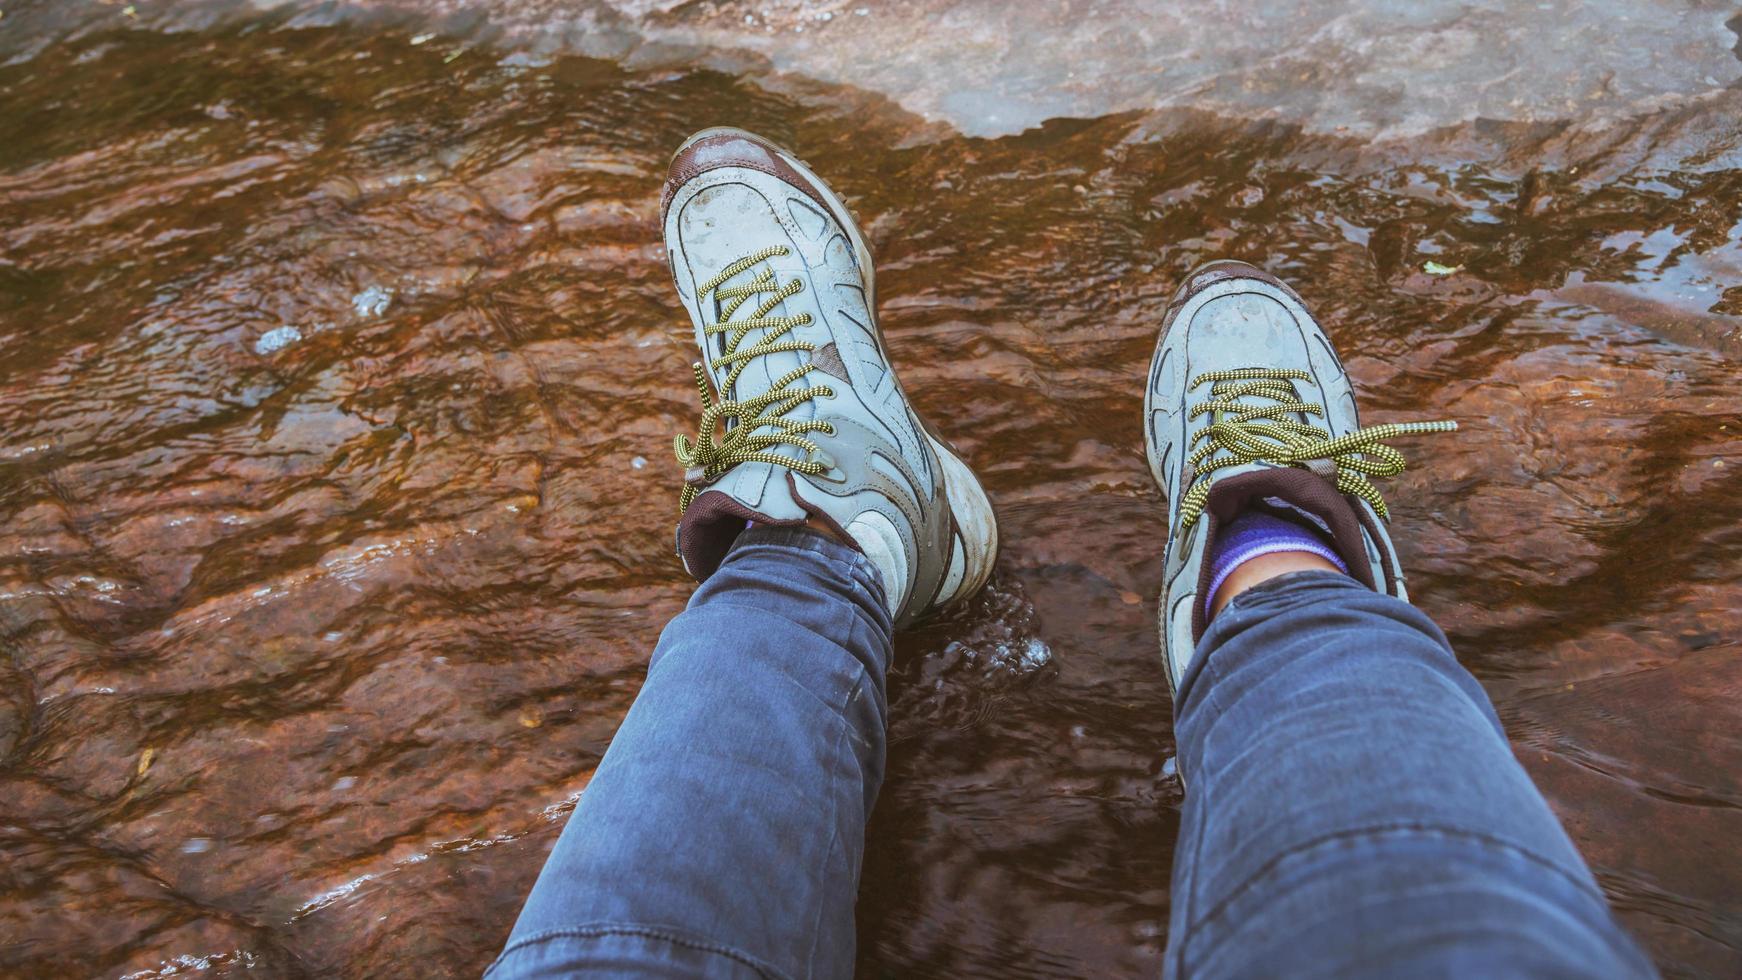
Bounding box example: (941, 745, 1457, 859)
(2, 10, 1741, 979)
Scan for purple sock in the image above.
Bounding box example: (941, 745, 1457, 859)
(1205, 510, 1348, 617)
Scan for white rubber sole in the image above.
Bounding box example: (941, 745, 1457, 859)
(927, 430, 1000, 605)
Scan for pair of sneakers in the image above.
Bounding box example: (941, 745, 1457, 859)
(661, 128, 1453, 691)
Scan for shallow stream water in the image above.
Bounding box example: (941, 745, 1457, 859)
(2, 12, 1741, 978)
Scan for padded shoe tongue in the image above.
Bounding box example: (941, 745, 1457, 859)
(1191, 467, 1378, 642)
(674, 464, 808, 580)
(728, 254, 819, 467)
(677, 195, 822, 469)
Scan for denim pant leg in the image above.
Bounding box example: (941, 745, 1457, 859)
(488, 526, 892, 980)
(1167, 571, 1655, 979)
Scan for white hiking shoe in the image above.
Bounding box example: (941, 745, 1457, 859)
(1144, 260, 1457, 693)
(663, 127, 999, 627)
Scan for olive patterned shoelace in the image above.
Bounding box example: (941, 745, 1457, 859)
(1174, 368, 1457, 535)
(673, 245, 836, 513)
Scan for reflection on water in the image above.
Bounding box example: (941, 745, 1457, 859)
(1, 19, 1739, 979)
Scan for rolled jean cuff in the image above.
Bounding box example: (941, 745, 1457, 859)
(728, 525, 886, 610)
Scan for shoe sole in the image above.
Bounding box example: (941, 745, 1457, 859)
(670, 127, 999, 607)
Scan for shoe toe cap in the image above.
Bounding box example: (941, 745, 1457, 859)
(1183, 291, 1315, 373)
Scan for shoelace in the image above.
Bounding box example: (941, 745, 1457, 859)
(1175, 367, 1457, 535)
(673, 245, 836, 512)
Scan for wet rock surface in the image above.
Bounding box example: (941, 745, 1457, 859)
(1, 3, 1741, 977)
(6, 0, 1742, 139)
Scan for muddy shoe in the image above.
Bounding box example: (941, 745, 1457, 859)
(1143, 260, 1456, 693)
(663, 127, 998, 627)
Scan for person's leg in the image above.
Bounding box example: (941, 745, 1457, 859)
(492, 127, 999, 979)
(1143, 261, 1653, 977)
(488, 526, 890, 979)
(1165, 569, 1655, 978)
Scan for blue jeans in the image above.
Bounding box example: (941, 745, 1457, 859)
(488, 528, 1653, 978)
